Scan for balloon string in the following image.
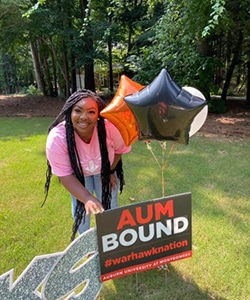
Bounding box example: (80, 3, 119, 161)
(145, 141, 176, 197)
(162, 168, 165, 197)
(145, 141, 161, 169)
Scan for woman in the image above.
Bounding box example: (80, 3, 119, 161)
(44, 89, 131, 241)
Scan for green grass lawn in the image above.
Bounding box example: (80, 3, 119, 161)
(0, 117, 249, 300)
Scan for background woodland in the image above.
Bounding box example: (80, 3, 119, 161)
(0, 0, 249, 112)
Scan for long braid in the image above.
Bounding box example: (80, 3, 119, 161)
(42, 100, 73, 207)
(97, 117, 112, 210)
(43, 95, 80, 203)
(65, 113, 86, 241)
(116, 159, 125, 194)
(43, 89, 125, 242)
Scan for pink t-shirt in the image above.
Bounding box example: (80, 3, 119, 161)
(46, 120, 131, 177)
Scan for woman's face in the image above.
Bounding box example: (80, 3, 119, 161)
(71, 97, 99, 141)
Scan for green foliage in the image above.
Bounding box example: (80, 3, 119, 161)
(126, 50, 162, 85)
(0, 0, 249, 101)
(208, 97, 226, 113)
(126, 0, 249, 101)
(23, 84, 43, 96)
(202, 0, 226, 37)
(129, 0, 220, 95)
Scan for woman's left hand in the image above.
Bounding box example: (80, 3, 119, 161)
(110, 173, 118, 190)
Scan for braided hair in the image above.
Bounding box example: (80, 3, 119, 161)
(43, 89, 124, 241)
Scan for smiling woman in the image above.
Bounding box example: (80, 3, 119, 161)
(71, 97, 99, 143)
(43, 89, 131, 241)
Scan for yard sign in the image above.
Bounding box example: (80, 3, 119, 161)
(96, 192, 192, 282)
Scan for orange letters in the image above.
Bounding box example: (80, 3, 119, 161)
(117, 200, 174, 230)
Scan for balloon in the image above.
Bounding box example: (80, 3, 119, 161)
(124, 69, 207, 145)
(183, 87, 208, 136)
(100, 75, 144, 146)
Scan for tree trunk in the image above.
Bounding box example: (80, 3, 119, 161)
(108, 38, 114, 92)
(84, 63, 95, 91)
(30, 41, 46, 95)
(2, 53, 13, 94)
(246, 38, 250, 107)
(221, 31, 243, 101)
(71, 52, 77, 93)
(48, 36, 68, 97)
(41, 55, 52, 96)
(214, 35, 223, 87)
(247, 63, 250, 106)
(80, 0, 95, 92)
(51, 50, 58, 97)
(62, 42, 70, 98)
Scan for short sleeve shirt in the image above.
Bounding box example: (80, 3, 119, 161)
(46, 120, 131, 177)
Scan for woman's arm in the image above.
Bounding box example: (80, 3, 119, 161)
(59, 175, 104, 215)
(110, 153, 122, 171)
(109, 153, 122, 190)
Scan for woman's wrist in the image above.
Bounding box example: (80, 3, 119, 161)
(110, 168, 116, 174)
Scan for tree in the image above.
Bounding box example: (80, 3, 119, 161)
(30, 40, 46, 94)
(119, 0, 250, 107)
(1, 0, 249, 108)
(247, 38, 250, 107)
(0, 0, 33, 93)
(79, 0, 95, 91)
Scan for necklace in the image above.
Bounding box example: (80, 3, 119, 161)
(75, 127, 94, 143)
(82, 137, 91, 143)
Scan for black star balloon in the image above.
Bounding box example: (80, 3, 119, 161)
(124, 68, 207, 144)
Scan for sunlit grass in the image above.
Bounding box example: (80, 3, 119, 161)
(0, 117, 249, 299)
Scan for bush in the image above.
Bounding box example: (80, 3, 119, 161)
(208, 97, 226, 113)
(22, 84, 43, 96)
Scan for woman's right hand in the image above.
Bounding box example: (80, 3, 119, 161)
(59, 175, 104, 215)
(84, 196, 104, 215)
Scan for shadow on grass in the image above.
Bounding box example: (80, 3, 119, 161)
(1, 119, 248, 299)
(100, 264, 225, 299)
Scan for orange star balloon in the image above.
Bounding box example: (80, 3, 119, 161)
(100, 75, 144, 146)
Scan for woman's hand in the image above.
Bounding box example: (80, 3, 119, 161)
(84, 196, 104, 215)
(59, 174, 104, 215)
(110, 173, 118, 190)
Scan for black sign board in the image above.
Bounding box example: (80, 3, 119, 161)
(96, 192, 192, 282)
